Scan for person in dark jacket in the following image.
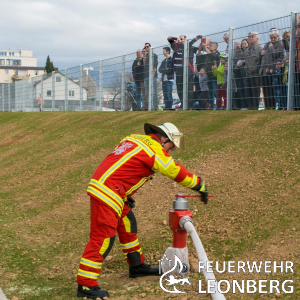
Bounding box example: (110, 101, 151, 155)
(167, 35, 201, 108)
(234, 39, 249, 109)
(158, 47, 174, 109)
(259, 28, 284, 109)
(200, 41, 220, 109)
(236, 32, 262, 109)
(132, 49, 145, 110)
(267, 59, 286, 110)
(143, 43, 159, 110)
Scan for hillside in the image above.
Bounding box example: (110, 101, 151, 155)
(0, 111, 299, 300)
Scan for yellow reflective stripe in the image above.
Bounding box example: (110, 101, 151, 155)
(153, 156, 180, 180)
(78, 269, 99, 279)
(100, 146, 142, 183)
(122, 216, 131, 233)
(99, 238, 110, 256)
(199, 181, 206, 192)
(90, 179, 124, 207)
(179, 174, 197, 189)
(80, 258, 102, 268)
(123, 247, 142, 256)
(186, 174, 197, 188)
(125, 177, 149, 195)
(120, 239, 139, 249)
(126, 137, 154, 157)
(155, 155, 173, 169)
(87, 187, 122, 217)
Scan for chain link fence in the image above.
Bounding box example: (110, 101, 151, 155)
(0, 12, 299, 112)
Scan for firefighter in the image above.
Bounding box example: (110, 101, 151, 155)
(77, 122, 209, 299)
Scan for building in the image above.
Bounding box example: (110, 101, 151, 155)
(0, 49, 45, 83)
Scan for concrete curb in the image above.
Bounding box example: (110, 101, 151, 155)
(0, 287, 8, 300)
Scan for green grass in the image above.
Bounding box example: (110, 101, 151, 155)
(0, 110, 300, 299)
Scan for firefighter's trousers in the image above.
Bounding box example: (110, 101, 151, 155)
(77, 196, 144, 287)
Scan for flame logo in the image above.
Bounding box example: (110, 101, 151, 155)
(159, 255, 191, 294)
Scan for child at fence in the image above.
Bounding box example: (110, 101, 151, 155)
(283, 54, 289, 103)
(193, 67, 209, 109)
(212, 53, 228, 109)
(267, 59, 286, 110)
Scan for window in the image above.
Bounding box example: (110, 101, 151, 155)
(6, 59, 13, 66)
(4, 69, 8, 75)
(0, 52, 7, 56)
(0, 59, 4, 65)
(13, 60, 21, 66)
(34, 70, 38, 76)
(69, 90, 75, 97)
(15, 70, 19, 75)
(56, 76, 61, 82)
(47, 90, 51, 96)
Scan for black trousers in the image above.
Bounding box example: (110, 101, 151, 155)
(261, 75, 275, 109)
(245, 76, 261, 109)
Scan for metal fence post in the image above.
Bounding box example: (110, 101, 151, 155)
(148, 48, 154, 111)
(99, 60, 103, 111)
(8, 83, 11, 112)
(30, 78, 34, 111)
(121, 55, 126, 111)
(65, 68, 68, 111)
(183, 39, 189, 110)
(80, 64, 83, 111)
(1, 84, 5, 111)
(22, 80, 25, 111)
(52, 71, 55, 111)
(41, 74, 44, 111)
(287, 11, 297, 111)
(227, 27, 235, 110)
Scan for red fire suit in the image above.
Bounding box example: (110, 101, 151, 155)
(77, 133, 200, 287)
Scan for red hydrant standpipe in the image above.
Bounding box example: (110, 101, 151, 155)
(169, 195, 193, 248)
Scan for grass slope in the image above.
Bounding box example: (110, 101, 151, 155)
(0, 111, 299, 300)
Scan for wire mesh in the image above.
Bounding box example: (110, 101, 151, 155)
(1, 13, 299, 112)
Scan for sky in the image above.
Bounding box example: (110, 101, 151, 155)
(1, 0, 299, 70)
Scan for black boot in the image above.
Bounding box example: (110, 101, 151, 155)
(129, 262, 160, 278)
(77, 284, 109, 299)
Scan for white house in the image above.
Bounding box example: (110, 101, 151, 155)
(12, 71, 88, 111)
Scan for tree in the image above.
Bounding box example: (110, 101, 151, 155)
(45, 55, 55, 73)
(11, 71, 21, 82)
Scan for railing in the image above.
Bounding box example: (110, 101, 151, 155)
(0, 12, 299, 112)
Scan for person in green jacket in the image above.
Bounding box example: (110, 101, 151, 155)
(212, 53, 228, 109)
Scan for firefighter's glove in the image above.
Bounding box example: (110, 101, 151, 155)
(192, 178, 209, 204)
(127, 197, 136, 209)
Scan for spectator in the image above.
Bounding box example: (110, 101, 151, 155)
(201, 41, 220, 109)
(195, 37, 210, 101)
(259, 28, 284, 109)
(143, 43, 158, 110)
(236, 32, 262, 109)
(212, 53, 228, 109)
(158, 46, 174, 110)
(194, 67, 209, 109)
(132, 49, 145, 110)
(282, 30, 290, 53)
(234, 39, 249, 109)
(167, 35, 201, 108)
(267, 59, 286, 110)
(223, 33, 230, 54)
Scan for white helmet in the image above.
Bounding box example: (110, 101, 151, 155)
(144, 122, 184, 149)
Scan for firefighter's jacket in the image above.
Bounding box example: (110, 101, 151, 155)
(87, 134, 200, 217)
